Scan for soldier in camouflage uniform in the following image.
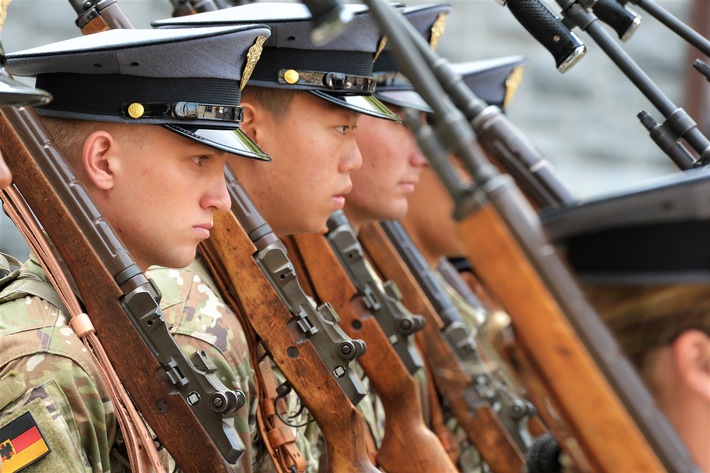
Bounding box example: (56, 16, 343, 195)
(337, 3, 449, 462)
(343, 3, 535, 470)
(395, 18, 535, 468)
(151, 5, 400, 472)
(0, 24, 273, 472)
(0, 44, 55, 473)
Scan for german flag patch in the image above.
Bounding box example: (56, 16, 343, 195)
(0, 412, 51, 473)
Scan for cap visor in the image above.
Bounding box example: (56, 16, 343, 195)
(374, 90, 432, 113)
(164, 125, 270, 161)
(310, 90, 400, 121)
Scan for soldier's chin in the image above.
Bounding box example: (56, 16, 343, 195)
(164, 249, 198, 271)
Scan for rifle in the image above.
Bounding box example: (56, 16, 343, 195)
(438, 256, 591, 465)
(382, 222, 543, 442)
(168, 0, 220, 17)
(358, 220, 528, 472)
(289, 223, 460, 473)
(198, 166, 378, 473)
(0, 89, 245, 473)
(325, 210, 425, 374)
(361, 0, 700, 470)
(67, 0, 133, 34)
(62, 3, 386, 471)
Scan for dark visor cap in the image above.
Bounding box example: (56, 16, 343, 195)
(152, 2, 400, 122)
(6, 26, 272, 161)
(542, 168, 710, 284)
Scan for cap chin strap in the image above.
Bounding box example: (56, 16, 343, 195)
(121, 101, 244, 122)
(278, 68, 375, 92)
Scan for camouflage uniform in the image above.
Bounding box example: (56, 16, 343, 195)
(0, 254, 261, 472)
(158, 258, 321, 473)
(147, 258, 265, 472)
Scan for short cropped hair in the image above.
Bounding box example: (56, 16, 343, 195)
(585, 284, 710, 371)
(42, 117, 152, 170)
(241, 86, 298, 121)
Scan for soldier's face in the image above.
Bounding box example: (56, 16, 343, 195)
(402, 158, 468, 262)
(94, 126, 231, 271)
(232, 92, 362, 237)
(0, 151, 11, 189)
(345, 106, 428, 230)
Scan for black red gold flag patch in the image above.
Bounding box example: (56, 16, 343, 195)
(0, 412, 50, 472)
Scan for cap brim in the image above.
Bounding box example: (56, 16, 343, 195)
(0, 74, 52, 107)
(164, 125, 270, 161)
(374, 90, 432, 113)
(309, 90, 400, 121)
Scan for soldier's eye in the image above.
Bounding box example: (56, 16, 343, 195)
(192, 155, 207, 167)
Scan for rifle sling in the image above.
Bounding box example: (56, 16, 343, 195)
(1, 185, 163, 473)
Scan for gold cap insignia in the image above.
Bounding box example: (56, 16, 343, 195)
(374, 35, 388, 63)
(430, 12, 448, 51)
(0, 0, 11, 32)
(127, 102, 144, 119)
(503, 66, 525, 110)
(241, 35, 267, 91)
(283, 69, 299, 85)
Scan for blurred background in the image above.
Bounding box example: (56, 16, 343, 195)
(0, 0, 706, 257)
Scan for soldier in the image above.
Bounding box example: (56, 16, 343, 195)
(153, 2, 399, 238)
(0, 39, 52, 473)
(343, 3, 537, 469)
(542, 169, 710, 473)
(151, 4, 400, 471)
(396, 54, 540, 472)
(0, 24, 272, 473)
(399, 53, 526, 320)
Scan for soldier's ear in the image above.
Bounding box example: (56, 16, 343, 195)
(673, 329, 710, 402)
(239, 101, 258, 142)
(82, 130, 117, 191)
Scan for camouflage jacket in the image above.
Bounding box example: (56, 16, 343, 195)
(0, 255, 260, 472)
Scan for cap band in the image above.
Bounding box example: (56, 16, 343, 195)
(251, 48, 375, 91)
(122, 101, 243, 122)
(279, 69, 375, 92)
(36, 73, 241, 127)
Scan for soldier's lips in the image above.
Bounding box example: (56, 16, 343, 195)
(332, 195, 345, 209)
(398, 179, 419, 193)
(194, 223, 213, 239)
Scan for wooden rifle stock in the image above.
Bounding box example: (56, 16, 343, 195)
(359, 1, 696, 468)
(456, 179, 672, 472)
(199, 212, 377, 473)
(0, 107, 241, 472)
(483, 311, 594, 470)
(288, 233, 459, 473)
(358, 222, 526, 473)
(67, 0, 134, 34)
